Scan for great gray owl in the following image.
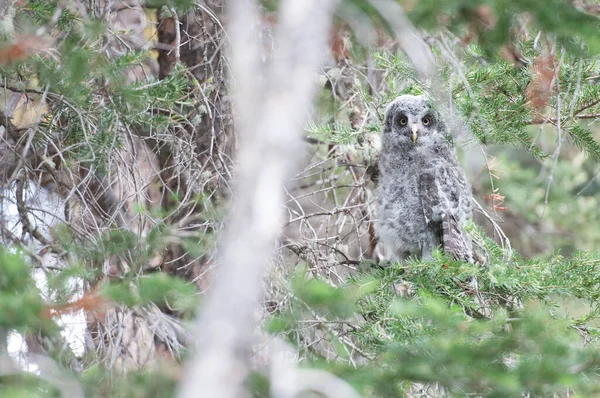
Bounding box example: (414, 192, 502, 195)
(377, 95, 474, 263)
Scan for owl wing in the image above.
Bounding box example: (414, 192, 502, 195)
(419, 171, 473, 262)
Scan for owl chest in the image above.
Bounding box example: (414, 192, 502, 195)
(378, 172, 430, 237)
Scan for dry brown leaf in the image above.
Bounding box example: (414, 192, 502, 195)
(525, 54, 556, 111)
(0, 36, 53, 65)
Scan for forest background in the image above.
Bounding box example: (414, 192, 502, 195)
(3, 0, 600, 397)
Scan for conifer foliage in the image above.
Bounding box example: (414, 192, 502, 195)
(2, 0, 600, 397)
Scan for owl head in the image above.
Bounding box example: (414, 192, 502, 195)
(382, 95, 446, 150)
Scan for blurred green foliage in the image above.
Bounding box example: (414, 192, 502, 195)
(0, 251, 50, 333)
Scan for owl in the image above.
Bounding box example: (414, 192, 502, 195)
(377, 95, 474, 263)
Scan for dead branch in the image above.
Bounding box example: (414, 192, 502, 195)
(15, 169, 51, 246)
(0, 354, 83, 398)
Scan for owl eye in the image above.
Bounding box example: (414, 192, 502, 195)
(399, 116, 408, 126)
(422, 116, 432, 126)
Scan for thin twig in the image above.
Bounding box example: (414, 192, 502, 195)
(16, 170, 51, 246)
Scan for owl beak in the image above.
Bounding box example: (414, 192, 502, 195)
(410, 124, 418, 143)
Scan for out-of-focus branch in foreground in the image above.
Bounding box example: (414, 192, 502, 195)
(178, 1, 342, 397)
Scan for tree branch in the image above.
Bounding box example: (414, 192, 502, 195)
(16, 169, 52, 246)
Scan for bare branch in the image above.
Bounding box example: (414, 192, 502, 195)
(16, 170, 51, 246)
(270, 339, 361, 398)
(0, 354, 83, 398)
